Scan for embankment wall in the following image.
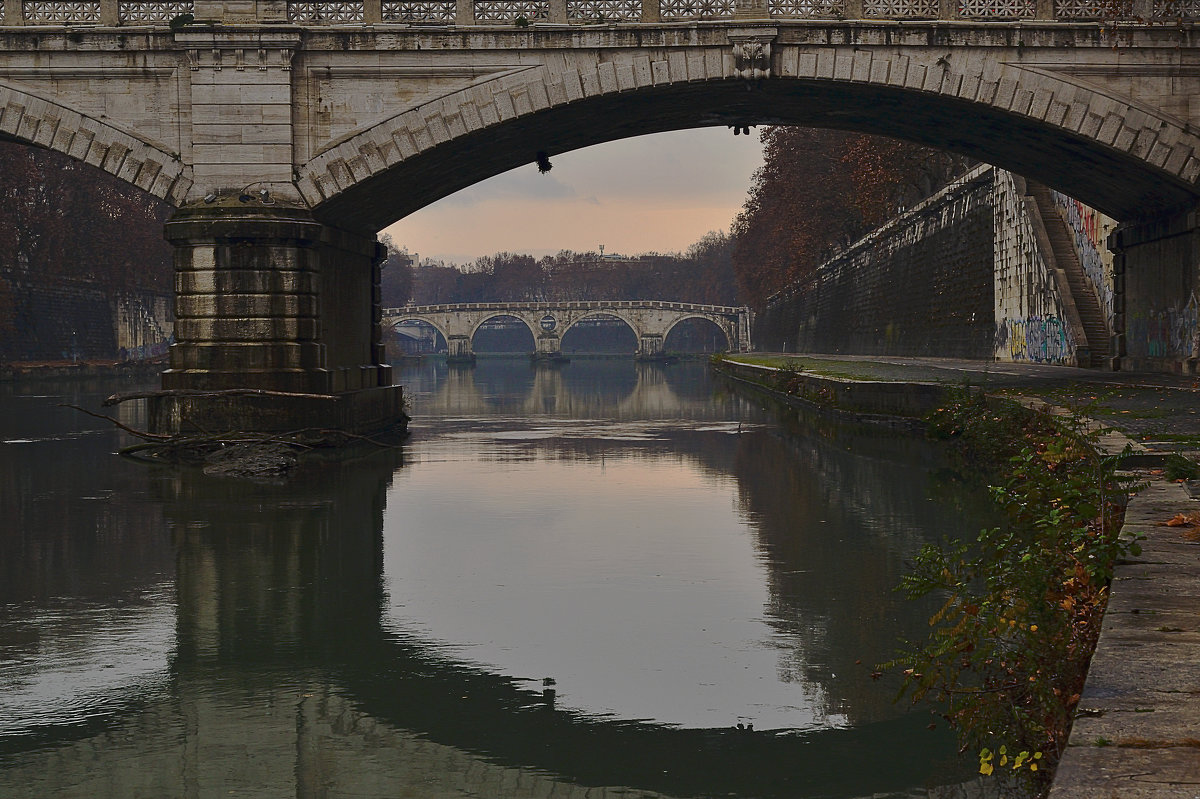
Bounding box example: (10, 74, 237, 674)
(758, 166, 1116, 367)
(0, 273, 172, 363)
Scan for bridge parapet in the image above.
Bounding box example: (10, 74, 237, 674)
(384, 301, 749, 316)
(0, 0, 1189, 25)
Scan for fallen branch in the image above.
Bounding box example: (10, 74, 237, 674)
(103, 388, 339, 407)
(59, 403, 171, 441)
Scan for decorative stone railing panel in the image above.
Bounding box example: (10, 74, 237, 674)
(22, 1, 101, 22)
(381, 0, 455, 19)
(862, 0, 939, 17)
(118, 1, 192, 21)
(1054, 0, 1133, 17)
(287, 0, 365, 21)
(659, 0, 734, 19)
(473, 0, 548, 20)
(1152, 0, 1200, 16)
(5, 0, 1197, 24)
(958, 0, 1034, 17)
(768, 0, 843, 16)
(567, 0, 641, 20)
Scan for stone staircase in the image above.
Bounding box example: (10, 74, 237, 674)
(1029, 184, 1112, 367)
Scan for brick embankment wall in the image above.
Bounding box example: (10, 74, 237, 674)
(758, 170, 997, 359)
(0, 274, 172, 363)
(758, 166, 1114, 367)
(0, 276, 117, 362)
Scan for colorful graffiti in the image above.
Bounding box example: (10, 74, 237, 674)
(996, 316, 1076, 364)
(119, 337, 172, 362)
(1127, 294, 1200, 359)
(1052, 190, 1114, 326)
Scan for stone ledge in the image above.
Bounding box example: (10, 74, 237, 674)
(146, 384, 406, 435)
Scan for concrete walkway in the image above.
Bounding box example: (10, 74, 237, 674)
(722, 354, 1200, 798)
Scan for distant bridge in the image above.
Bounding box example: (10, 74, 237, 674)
(383, 301, 752, 360)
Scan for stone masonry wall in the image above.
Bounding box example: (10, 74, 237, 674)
(1116, 212, 1200, 371)
(992, 170, 1079, 364)
(0, 272, 171, 363)
(759, 167, 997, 359)
(759, 166, 1111, 367)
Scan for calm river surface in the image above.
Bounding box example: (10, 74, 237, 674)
(0, 359, 995, 798)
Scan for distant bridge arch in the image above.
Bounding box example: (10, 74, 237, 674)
(663, 314, 736, 353)
(383, 301, 752, 361)
(468, 312, 539, 344)
(560, 311, 642, 350)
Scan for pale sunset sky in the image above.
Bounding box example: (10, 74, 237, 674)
(381, 127, 766, 265)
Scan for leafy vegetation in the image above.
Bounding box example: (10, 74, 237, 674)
(887, 393, 1142, 795)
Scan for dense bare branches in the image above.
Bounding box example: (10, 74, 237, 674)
(731, 128, 971, 309)
(0, 140, 173, 295)
(407, 235, 739, 306)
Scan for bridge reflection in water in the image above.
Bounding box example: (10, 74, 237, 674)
(0, 363, 996, 798)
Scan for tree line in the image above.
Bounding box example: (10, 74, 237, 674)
(731, 128, 971, 309)
(383, 230, 738, 308)
(0, 140, 174, 337)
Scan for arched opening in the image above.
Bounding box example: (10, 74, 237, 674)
(388, 320, 446, 357)
(471, 315, 536, 355)
(312, 62, 1199, 234)
(664, 317, 731, 354)
(561, 314, 638, 355)
(0, 139, 175, 366)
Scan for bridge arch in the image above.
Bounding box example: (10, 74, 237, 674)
(300, 38, 1200, 232)
(469, 312, 539, 346)
(560, 310, 644, 343)
(0, 78, 192, 205)
(389, 317, 451, 348)
(663, 313, 736, 352)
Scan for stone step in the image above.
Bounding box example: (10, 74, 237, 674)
(1029, 182, 1110, 365)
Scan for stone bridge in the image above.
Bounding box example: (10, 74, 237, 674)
(385, 300, 752, 360)
(4, 5, 1200, 428)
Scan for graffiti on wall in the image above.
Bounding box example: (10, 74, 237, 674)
(119, 337, 172, 362)
(996, 316, 1076, 364)
(1052, 190, 1115, 326)
(1127, 293, 1200, 359)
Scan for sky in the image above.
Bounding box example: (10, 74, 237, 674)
(381, 127, 765, 266)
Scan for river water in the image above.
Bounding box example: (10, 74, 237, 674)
(0, 359, 995, 798)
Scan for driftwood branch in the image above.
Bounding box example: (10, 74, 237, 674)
(59, 404, 171, 441)
(103, 388, 338, 407)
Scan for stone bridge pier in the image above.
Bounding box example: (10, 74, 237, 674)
(638, 334, 664, 359)
(150, 201, 404, 435)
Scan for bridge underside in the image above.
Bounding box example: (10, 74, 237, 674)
(313, 79, 1197, 236)
(5, 21, 1200, 430)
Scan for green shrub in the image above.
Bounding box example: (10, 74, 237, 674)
(887, 393, 1142, 795)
